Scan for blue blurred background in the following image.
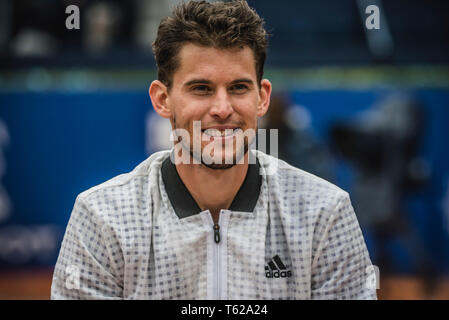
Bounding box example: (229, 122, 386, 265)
(0, 0, 448, 299)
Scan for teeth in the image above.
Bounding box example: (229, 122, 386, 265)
(204, 129, 222, 137)
(203, 128, 239, 137)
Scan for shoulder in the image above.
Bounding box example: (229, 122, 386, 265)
(75, 150, 171, 217)
(254, 150, 348, 210)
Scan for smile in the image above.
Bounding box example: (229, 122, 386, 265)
(201, 128, 242, 138)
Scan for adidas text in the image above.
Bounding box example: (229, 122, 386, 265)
(265, 270, 292, 278)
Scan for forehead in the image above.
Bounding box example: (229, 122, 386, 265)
(173, 43, 257, 84)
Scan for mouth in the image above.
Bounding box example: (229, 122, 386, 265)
(201, 127, 242, 138)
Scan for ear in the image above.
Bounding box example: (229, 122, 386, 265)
(257, 79, 272, 118)
(149, 80, 172, 119)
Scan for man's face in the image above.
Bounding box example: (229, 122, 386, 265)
(165, 43, 271, 168)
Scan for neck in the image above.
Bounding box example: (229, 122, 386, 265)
(175, 153, 249, 223)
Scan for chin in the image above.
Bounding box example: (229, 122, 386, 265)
(202, 162, 236, 170)
(200, 146, 248, 168)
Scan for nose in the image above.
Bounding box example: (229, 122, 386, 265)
(209, 89, 233, 120)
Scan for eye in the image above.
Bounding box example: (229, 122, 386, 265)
(192, 85, 212, 95)
(229, 83, 249, 94)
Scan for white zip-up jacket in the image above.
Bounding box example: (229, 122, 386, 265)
(51, 150, 377, 299)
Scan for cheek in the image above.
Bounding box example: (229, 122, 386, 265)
(173, 101, 210, 128)
(234, 97, 259, 123)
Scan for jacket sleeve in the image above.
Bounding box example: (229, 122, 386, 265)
(310, 192, 378, 300)
(51, 195, 124, 299)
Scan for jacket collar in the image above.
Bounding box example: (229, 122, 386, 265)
(161, 155, 261, 219)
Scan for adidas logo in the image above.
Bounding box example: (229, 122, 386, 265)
(265, 255, 292, 278)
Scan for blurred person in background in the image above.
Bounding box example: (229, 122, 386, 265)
(0, 120, 11, 224)
(261, 93, 334, 182)
(84, 1, 122, 55)
(331, 94, 437, 296)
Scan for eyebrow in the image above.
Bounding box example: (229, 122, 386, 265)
(230, 78, 254, 86)
(184, 78, 254, 87)
(184, 79, 213, 87)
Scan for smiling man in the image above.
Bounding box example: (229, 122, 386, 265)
(51, 0, 377, 300)
(150, 42, 271, 222)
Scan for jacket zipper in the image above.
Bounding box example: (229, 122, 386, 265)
(207, 210, 229, 300)
(213, 222, 221, 299)
(213, 223, 220, 243)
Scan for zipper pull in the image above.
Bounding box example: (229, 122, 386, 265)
(213, 223, 220, 244)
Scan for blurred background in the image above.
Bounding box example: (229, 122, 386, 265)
(0, 0, 448, 299)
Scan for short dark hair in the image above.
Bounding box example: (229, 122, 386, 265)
(152, 0, 268, 89)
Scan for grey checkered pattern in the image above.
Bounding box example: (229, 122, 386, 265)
(51, 150, 377, 300)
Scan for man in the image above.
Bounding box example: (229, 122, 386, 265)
(51, 0, 377, 299)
